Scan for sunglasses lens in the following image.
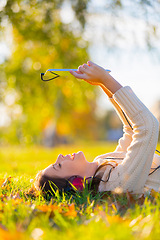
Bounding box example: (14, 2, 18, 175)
(43, 71, 54, 81)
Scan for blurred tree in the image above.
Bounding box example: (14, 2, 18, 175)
(0, 0, 159, 144)
(86, 0, 160, 51)
(0, 0, 99, 144)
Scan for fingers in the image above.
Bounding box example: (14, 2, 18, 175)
(87, 61, 94, 66)
(78, 64, 89, 73)
(70, 61, 95, 79)
(69, 70, 85, 79)
(82, 63, 90, 69)
(78, 65, 85, 72)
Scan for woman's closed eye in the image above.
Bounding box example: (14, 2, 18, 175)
(52, 163, 61, 170)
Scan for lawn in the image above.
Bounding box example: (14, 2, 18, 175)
(0, 142, 160, 240)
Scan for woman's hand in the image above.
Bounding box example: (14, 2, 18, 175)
(70, 61, 109, 86)
(70, 61, 122, 94)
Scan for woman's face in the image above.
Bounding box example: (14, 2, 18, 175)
(42, 151, 91, 179)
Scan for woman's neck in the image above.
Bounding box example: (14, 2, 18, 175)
(85, 161, 98, 178)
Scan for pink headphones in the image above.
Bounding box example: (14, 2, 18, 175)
(66, 176, 92, 191)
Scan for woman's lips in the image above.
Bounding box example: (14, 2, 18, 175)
(69, 153, 75, 160)
(58, 153, 76, 160)
(64, 153, 75, 160)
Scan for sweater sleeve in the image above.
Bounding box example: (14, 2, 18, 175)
(109, 97, 133, 152)
(100, 86, 159, 194)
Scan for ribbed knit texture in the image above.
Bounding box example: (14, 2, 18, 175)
(96, 86, 159, 194)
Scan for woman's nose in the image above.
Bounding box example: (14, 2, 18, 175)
(56, 154, 63, 163)
(58, 154, 64, 159)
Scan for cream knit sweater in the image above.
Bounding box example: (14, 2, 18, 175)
(94, 86, 159, 194)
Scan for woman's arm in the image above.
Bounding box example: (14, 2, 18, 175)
(70, 61, 133, 152)
(70, 61, 122, 94)
(106, 87, 159, 193)
(71, 62, 159, 193)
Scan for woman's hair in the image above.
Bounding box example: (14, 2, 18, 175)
(30, 160, 117, 197)
(30, 171, 100, 197)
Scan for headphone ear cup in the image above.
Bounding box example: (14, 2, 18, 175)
(66, 176, 84, 191)
(71, 177, 84, 191)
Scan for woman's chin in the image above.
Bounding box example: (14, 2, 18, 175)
(76, 151, 88, 162)
(76, 151, 84, 157)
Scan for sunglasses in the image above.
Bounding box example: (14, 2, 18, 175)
(41, 69, 78, 81)
(41, 68, 111, 81)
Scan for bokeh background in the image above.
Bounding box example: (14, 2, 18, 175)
(0, 0, 160, 147)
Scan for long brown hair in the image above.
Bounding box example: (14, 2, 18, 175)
(30, 172, 100, 197)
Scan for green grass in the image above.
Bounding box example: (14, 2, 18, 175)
(0, 142, 160, 240)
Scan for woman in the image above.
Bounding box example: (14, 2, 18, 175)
(33, 61, 160, 196)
